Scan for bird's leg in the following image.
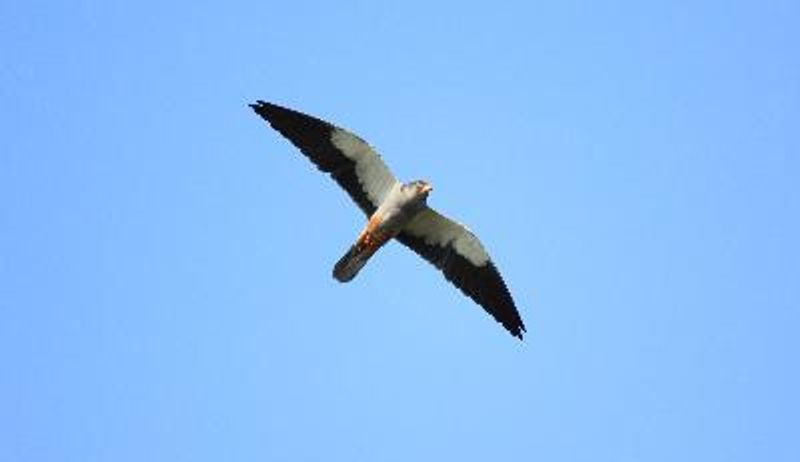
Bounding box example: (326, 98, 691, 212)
(357, 214, 383, 247)
(353, 214, 392, 259)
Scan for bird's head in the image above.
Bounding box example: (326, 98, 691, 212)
(404, 179, 433, 199)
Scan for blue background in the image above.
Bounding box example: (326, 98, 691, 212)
(2, 1, 798, 460)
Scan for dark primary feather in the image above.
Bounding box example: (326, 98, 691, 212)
(396, 232, 526, 339)
(249, 101, 377, 215)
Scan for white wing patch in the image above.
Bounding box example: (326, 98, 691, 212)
(403, 208, 490, 266)
(330, 128, 398, 208)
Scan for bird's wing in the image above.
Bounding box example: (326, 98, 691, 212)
(250, 101, 398, 215)
(396, 208, 526, 339)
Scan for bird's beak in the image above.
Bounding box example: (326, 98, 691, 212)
(422, 184, 433, 194)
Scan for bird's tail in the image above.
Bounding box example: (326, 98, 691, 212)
(332, 236, 387, 283)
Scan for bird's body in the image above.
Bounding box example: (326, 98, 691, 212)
(250, 101, 526, 339)
(334, 180, 432, 282)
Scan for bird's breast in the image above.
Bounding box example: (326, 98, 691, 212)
(373, 202, 424, 237)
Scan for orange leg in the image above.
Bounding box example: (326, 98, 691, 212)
(357, 214, 383, 244)
(356, 215, 390, 257)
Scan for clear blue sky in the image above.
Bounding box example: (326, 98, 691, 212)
(2, 1, 798, 460)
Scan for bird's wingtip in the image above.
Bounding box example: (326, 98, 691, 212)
(509, 322, 527, 341)
(249, 100, 269, 110)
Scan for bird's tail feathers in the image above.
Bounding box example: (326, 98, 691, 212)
(333, 236, 387, 283)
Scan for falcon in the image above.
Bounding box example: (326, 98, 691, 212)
(250, 101, 526, 339)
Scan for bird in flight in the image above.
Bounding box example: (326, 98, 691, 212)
(250, 101, 526, 339)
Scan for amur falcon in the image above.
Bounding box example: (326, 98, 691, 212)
(250, 101, 526, 339)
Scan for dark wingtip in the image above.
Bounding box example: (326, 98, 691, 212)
(493, 302, 525, 340)
(510, 324, 526, 341)
(249, 100, 273, 114)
